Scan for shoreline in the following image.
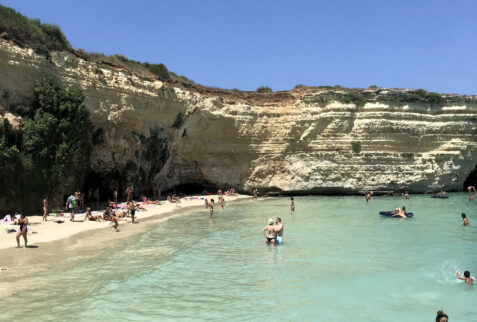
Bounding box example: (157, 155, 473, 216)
(0, 194, 247, 251)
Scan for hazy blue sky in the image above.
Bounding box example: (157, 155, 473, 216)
(1, 0, 476, 94)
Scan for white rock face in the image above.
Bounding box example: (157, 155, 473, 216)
(1, 40, 476, 194)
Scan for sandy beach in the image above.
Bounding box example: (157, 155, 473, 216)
(0, 194, 247, 251)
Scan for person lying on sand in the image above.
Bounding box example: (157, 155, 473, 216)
(85, 208, 103, 222)
(456, 270, 473, 285)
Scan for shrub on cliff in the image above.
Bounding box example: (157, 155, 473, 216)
(0, 75, 92, 213)
(0, 5, 70, 52)
(257, 86, 273, 93)
(351, 141, 362, 154)
(387, 89, 443, 106)
(340, 93, 366, 107)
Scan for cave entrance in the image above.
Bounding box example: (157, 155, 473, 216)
(463, 164, 477, 190)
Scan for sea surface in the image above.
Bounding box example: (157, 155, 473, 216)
(1, 194, 477, 321)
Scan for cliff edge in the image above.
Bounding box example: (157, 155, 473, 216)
(1, 40, 477, 196)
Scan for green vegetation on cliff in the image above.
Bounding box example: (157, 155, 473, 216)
(0, 76, 92, 214)
(0, 5, 70, 60)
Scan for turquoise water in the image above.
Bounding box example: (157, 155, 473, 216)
(1, 194, 477, 321)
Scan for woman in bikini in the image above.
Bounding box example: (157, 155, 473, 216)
(262, 219, 275, 245)
(14, 214, 28, 248)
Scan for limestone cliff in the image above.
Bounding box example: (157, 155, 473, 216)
(1, 40, 476, 196)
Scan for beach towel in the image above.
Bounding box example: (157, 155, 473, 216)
(0, 214, 12, 224)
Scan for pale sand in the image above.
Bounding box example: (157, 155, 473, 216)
(0, 194, 246, 250)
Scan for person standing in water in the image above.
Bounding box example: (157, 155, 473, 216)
(218, 190, 225, 209)
(262, 218, 275, 245)
(42, 196, 48, 221)
(290, 197, 295, 211)
(14, 214, 28, 248)
(404, 191, 410, 200)
(468, 186, 476, 202)
(274, 217, 284, 245)
(365, 191, 371, 202)
(456, 270, 473, 285)
(208, 199, 214, 218)
(204, 198, 209, 209)
(462, 213, 470, 226)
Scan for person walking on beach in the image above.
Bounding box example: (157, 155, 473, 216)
(435, 310, 448, 322)
(42, 196, 48, 221)
(274, 217, 284, 245)
(66, 194, 76, 222)
(252, 188, 258, 200)
(290, 197, 295, 211)
(456, 270, 473, 285)
(126, 186, 133, 203)
(14, 214, 28, 248)
(462, 213, 470, 226)
(75, 189, 81, 213)
(128, 201, 136, 223)
(262, 219, 275, 245)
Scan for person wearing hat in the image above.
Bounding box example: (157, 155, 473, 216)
(262, 218, 275, 245)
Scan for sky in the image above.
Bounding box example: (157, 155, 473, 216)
(1, 0, 476, 94)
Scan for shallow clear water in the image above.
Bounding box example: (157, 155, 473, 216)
(1, 194, 477, 321)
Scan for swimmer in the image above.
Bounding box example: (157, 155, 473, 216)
(462, 213, 470, 226)
(435, 310, 448, 322)
(262, 218, 275, 245)
(274, 217, 283, 245)
(456, 270, 473, 285)
(290, 197, 295, 211)
(404, 191, 410, 200)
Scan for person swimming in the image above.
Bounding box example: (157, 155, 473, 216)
(392, 207, 408, 218)
(462, 213, 470, 226)
(435, 310, 448, 322)
(456, 270, 473, 285)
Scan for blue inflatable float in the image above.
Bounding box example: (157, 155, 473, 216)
(379, 211, 414, 218)
(431, 195, 449, 199)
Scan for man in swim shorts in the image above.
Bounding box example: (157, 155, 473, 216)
(274, 217, 283, 245)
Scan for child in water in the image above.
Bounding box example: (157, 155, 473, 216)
(456, 270, 473, 285)
(462, 213, 470, 226)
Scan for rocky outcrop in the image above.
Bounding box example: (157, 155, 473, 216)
(1, 40, 477, 196)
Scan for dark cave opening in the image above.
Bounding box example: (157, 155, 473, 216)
(463, 164, 477, 190)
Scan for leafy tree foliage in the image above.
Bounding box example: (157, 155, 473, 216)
(0, 76, 92, 213)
